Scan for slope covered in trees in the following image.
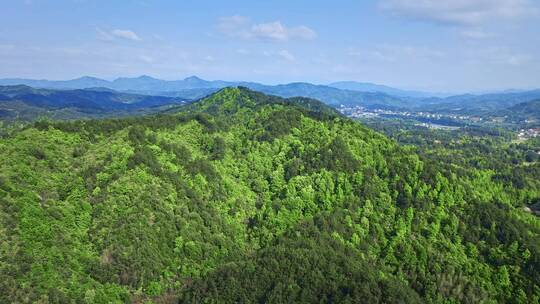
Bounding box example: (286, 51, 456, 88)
(0, 87, 539, 303)
(504, 99, 540, 125)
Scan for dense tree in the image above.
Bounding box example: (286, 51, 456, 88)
(0, 87, 538, 303)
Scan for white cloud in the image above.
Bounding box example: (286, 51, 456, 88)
(217, 15, 251, 38)
(379, 0, 537, 25)
(139, 55, 154, 63)
(0, 44, 15, 51)
(506, 55, 531, 66)
(251, 22, 316, 41)
(465, 46, 533, 66)
(236, 48, 250, 55)
(277, 50, 295, 61)
(111, 29, 141, 41)
(97, 28, 142, 42)
(349, 44, 445, 63)
(461, 29, 495, 39)
(218, 16, 316, 41)
(262, 49, 296, 62)
(347, 49, 363, 57)
(96, 28, 114, 41)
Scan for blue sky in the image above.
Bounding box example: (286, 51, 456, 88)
(1, 0, 539, 92)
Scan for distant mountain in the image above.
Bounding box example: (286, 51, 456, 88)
(0, 75, 439, 99)
(499, 99, 540, 124)
(328, 81, 442, 98)
(509, 99, 540, 115)
(0, 76, 414, 108)
(0, 76, 110, 90)
(418, 90, 540, 114)
(0, 75, 240, 93)
(3, 76, 539, 114)
(243, 82, 409, 108)
(126, 88, 221, 100)
(0, 85, 187, 122)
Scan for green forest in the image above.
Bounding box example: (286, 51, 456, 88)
(1, 87, 539, 303)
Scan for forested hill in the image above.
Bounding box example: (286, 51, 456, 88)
(177, 86, 342, 117)
(0, 87, 539, 303)
(507, 99, 540, 121)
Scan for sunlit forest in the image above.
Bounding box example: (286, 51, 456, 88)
(1, 88, 538, 303)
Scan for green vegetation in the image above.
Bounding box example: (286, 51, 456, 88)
(0, 87, 539, 303)
(503, 99, 540, 126)
(362, 118, 540, 195)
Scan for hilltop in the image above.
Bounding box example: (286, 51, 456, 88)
(178, 86, 341, 117)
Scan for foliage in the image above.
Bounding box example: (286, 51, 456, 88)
(0, 87, 539, 303)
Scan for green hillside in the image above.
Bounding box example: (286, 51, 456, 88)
(507, 99, 540, 124)
(0, 87, 539, 303)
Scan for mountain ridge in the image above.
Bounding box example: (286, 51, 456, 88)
(177, 86, 342, 119)
(328, 81, 445, 97)
(4, 76, 540, 113)
(0, 85, 187, 122)
(0, 75, 439, 97)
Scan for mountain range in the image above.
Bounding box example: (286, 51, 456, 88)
(0, 76, 419, 108)
(328, 81, 446, 98)
(418, 90, 540, 114)
(0, 85, 186, 122)
(2, 76, 540, 121)
(0, 75, 430, 97)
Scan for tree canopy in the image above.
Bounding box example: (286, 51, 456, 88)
(0, 87, 539, 303)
